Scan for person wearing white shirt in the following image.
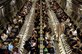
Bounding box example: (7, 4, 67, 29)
(1, 33, 8, 41)
(72, 30, 77, 36)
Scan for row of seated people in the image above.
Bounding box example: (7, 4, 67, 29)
(49, 0, 82, 54)
(24, 16, 40, 54)
(0, 1, 32, 54)
(49, 0, 67, 23)
(42, 1, 55, 54)
(18, 1, 32, 17)
(24, 1, 40, 54)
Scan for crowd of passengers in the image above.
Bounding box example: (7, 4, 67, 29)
(42, 1, 55, 54)
(24, 1, 55, 54)
(49, 0, 82, 54)
(0, 1, 32, 54)
(24, 1, 40, 54)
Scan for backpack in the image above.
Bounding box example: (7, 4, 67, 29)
(49, 47, 55, 53)
(44, 48, 48, 53)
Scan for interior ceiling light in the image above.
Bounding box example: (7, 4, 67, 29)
(80, 8, 82, 10)
(79, 5, 82, 10)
